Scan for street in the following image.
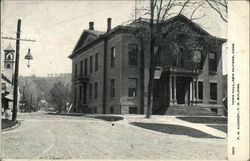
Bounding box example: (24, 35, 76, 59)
(2, 110, 227, 160)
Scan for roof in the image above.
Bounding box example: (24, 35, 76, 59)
(1, 73, 11, 84)
(69, 14, 227, 59)
(84, 30, 105, 37)
(4, 44, 15, 52)
(71, 29, 105, 55)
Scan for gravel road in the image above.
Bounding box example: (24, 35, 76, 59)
(2, 111, 227, 160)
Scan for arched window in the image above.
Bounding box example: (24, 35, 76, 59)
(6, 64, 11, 69)
(6, 53, 13, 60)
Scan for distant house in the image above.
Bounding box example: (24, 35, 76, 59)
(1, 73, 12, 112)
(69, 14, 226, 115)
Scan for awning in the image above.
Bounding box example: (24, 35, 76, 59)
(5, 93, 13, 101)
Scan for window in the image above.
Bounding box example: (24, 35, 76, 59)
(210, 83, 217, 100)
(179, 48, 184, 67)
(83, 83, 87, 104)
(80, 60, 83, 74)
(194, 81, 197, 99)
(129, 107, 138, 114)
(6, 53, 13, 60)
(7, 55, 11, 60)
(84, 58, 88, 75)
(89, 83, 92, 100)
(110, 79, 115, 97)
(75, 63, 77, 77)
(6, 64, 11, 69)
(198, 81, 203, 99)
(90, 55, 93, 73)
(94, 82, 98, 99)
(209, 52, 217, 72)
(111, 47, 115, 68)
(95, 53, 98, 71)
(199, 52, 204, 70)
(93, 107, 97, 114)
(110, 106, 114, 114)
(74, 86, 77, 104)
(128, 44, 138, 65)
(128, 78, 138, 97)
(79, 86, 82, 103)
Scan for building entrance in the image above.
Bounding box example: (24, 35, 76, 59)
(176, 77, 191, 105)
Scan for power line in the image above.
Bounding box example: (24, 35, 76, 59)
(36, 3, 120, 31)
(1, 36, 36, 42)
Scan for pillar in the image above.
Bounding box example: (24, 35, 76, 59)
(195, 77, 198, 106)
(169, 75, 172, 104)
(191, 77, 194, 105)
(173, 75, 177, 104)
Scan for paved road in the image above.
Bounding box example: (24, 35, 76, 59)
(2, 111, 227, 160)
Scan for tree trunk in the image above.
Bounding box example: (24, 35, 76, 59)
(146, 68, 154, 118)
(145, 0, 155, 119)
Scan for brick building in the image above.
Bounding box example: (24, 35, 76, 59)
(69, 15, 226, 115)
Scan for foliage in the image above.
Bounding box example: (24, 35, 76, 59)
(49, 81, 71, 113)
(19, 76, 71, 111)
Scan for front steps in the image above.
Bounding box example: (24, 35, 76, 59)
(152, 104, 221, 116)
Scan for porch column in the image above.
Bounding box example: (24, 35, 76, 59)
(195, 77, 198, 106)
(169, 75, 172, 104)
(173, 75, 177, 104)
(191, 77, 194, 106)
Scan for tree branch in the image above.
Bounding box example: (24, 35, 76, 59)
(206, 0, 227, 23)
(190, 13, 206, 21)
(190, 1, 205, 20)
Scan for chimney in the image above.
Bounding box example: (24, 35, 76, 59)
(89, 22, 94, 30)
(107, 18, 111, 32)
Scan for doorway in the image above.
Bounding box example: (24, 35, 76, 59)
(176, 77, 191, 104)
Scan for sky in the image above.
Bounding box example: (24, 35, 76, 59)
(1, 0, 227, 77)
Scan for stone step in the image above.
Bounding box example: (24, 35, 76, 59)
(164, 105, 219, 116)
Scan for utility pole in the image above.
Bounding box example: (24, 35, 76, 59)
(12, 19, 21, 121)
(1, 19, 36, 121)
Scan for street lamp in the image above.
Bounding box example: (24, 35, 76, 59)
(24, 48, 33, 68)
(8, 19, 35, 121)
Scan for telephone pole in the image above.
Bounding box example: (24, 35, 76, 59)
(1, 19, 36, 121)
(12, 19, 21, 121)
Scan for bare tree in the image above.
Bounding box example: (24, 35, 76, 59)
(135, 0, 226, 118)
(142, 0, 193, 118)
(205, 0, 228, 23)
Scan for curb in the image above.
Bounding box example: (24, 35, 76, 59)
(1, 120, 21, 132)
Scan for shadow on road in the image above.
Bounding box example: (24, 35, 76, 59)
(1, 119, 18, 130)
(130, 122, 223, 139)
(45, 112, 84, 117)
(90, 115, 124, 122)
